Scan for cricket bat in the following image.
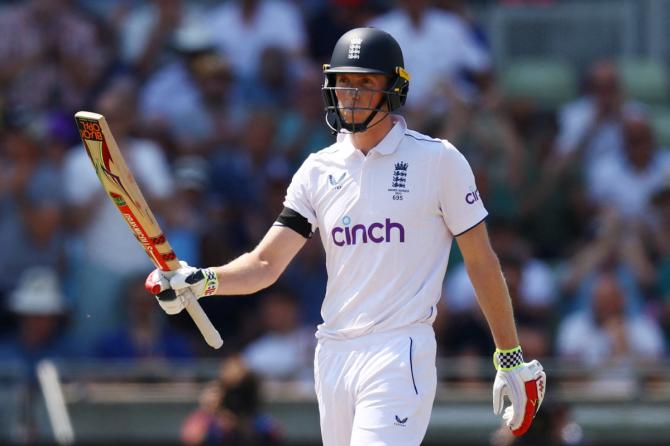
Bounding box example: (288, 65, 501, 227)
(74, 111, 223, 349)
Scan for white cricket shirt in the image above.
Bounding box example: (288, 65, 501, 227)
(284, 116, 487, 340)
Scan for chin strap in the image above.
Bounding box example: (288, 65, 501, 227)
(326, 94, 390, 134)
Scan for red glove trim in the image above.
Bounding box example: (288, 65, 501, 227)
(512, 379, 540, 436)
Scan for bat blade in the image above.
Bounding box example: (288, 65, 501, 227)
(74, 111, 223, 349)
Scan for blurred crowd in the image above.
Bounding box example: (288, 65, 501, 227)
(1, 0, 670, 402)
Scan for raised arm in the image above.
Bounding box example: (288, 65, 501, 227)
(145, 224, 308, 315)
(212, 225, 308, 295)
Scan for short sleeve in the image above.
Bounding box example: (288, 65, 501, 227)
(283, 155, 318, 232)
(438, 143, 488, 236)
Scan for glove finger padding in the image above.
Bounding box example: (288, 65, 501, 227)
(169, 264, 200, 291)
(492, 375, 508, 415)
(145, 262, 202, 316)
(493, 368, 526, 429)
(154, 288, 196, 315)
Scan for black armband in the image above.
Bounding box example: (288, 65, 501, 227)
(274, 207, 313, 238)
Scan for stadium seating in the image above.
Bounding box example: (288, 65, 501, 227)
(499, 58, 578, 108)
(618, 58, 670, 104)
(649, 105, 670, 149)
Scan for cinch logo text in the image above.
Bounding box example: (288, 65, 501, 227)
(332, 218, 405, 246)
(465, 188, 480, 204)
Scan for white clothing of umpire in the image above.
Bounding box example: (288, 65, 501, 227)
(146, 28, 546, 445)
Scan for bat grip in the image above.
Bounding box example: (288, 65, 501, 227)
(185, 299, 224, 349)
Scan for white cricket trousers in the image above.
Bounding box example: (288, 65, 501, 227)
(314, 324, 437, 446)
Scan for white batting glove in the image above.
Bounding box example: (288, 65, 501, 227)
(145, 261, 219, 315)
(492, 347, 546, 436)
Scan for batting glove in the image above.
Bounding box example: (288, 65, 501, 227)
(492, 346, 546, 436)
(145, 261, 219, 315)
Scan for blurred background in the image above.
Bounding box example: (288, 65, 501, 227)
(1, 0, 670, 444)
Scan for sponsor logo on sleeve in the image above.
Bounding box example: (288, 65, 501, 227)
(465, 186, 480, 204)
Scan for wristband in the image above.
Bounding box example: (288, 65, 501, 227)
(185, 268, 219, 297)
(202, 268, 218, 297)
(493, 346, 524, 371)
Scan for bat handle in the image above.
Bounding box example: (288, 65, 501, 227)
(146, 271, 223, 349)
(146, 268, 223, 348)
(185, 299, 224, 349)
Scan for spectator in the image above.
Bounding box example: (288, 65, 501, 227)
(181, 355, 284, 446)
(239, 46, 293, 109)
(0, 123, 65, 332)
(93, 274, 195, 360)
(116, 0, 208, 78)
(163, 155, 211, 267)
(442, 221, 556, 320)
(207, 0, 307, 79)
(209, 108, 290, 214)
(561, 207, 656, 304)
(587, 112, 670, 220)
(273, 63, 334, 167)
(242, 290, 315, 380)
(139, 40, 241, 154)
(446, 99, 525, 220)
(438, 0, 492, 53)
(553, 60, 644, 182)
(556, 272, 665, 367)
(306, 0, 380, 63)
(515, 111, 587, 259)
(498, 254, 553, 359)
(648, 184, 670, 342)
(368, 0, 492, 131)
(0, 267, 76, 370)
(0, 0, 109, 115)
(63, 77, 174, 346)
(439, 220, 555, 358)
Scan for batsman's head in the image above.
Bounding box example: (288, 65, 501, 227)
(322, 27, 410, 134)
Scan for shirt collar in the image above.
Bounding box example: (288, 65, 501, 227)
(336, 115, 407, 158)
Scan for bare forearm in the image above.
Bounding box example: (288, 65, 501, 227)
(209, 226, 306, 297)
(212, 252, 278, 296)
(467, 258, 520, 349)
